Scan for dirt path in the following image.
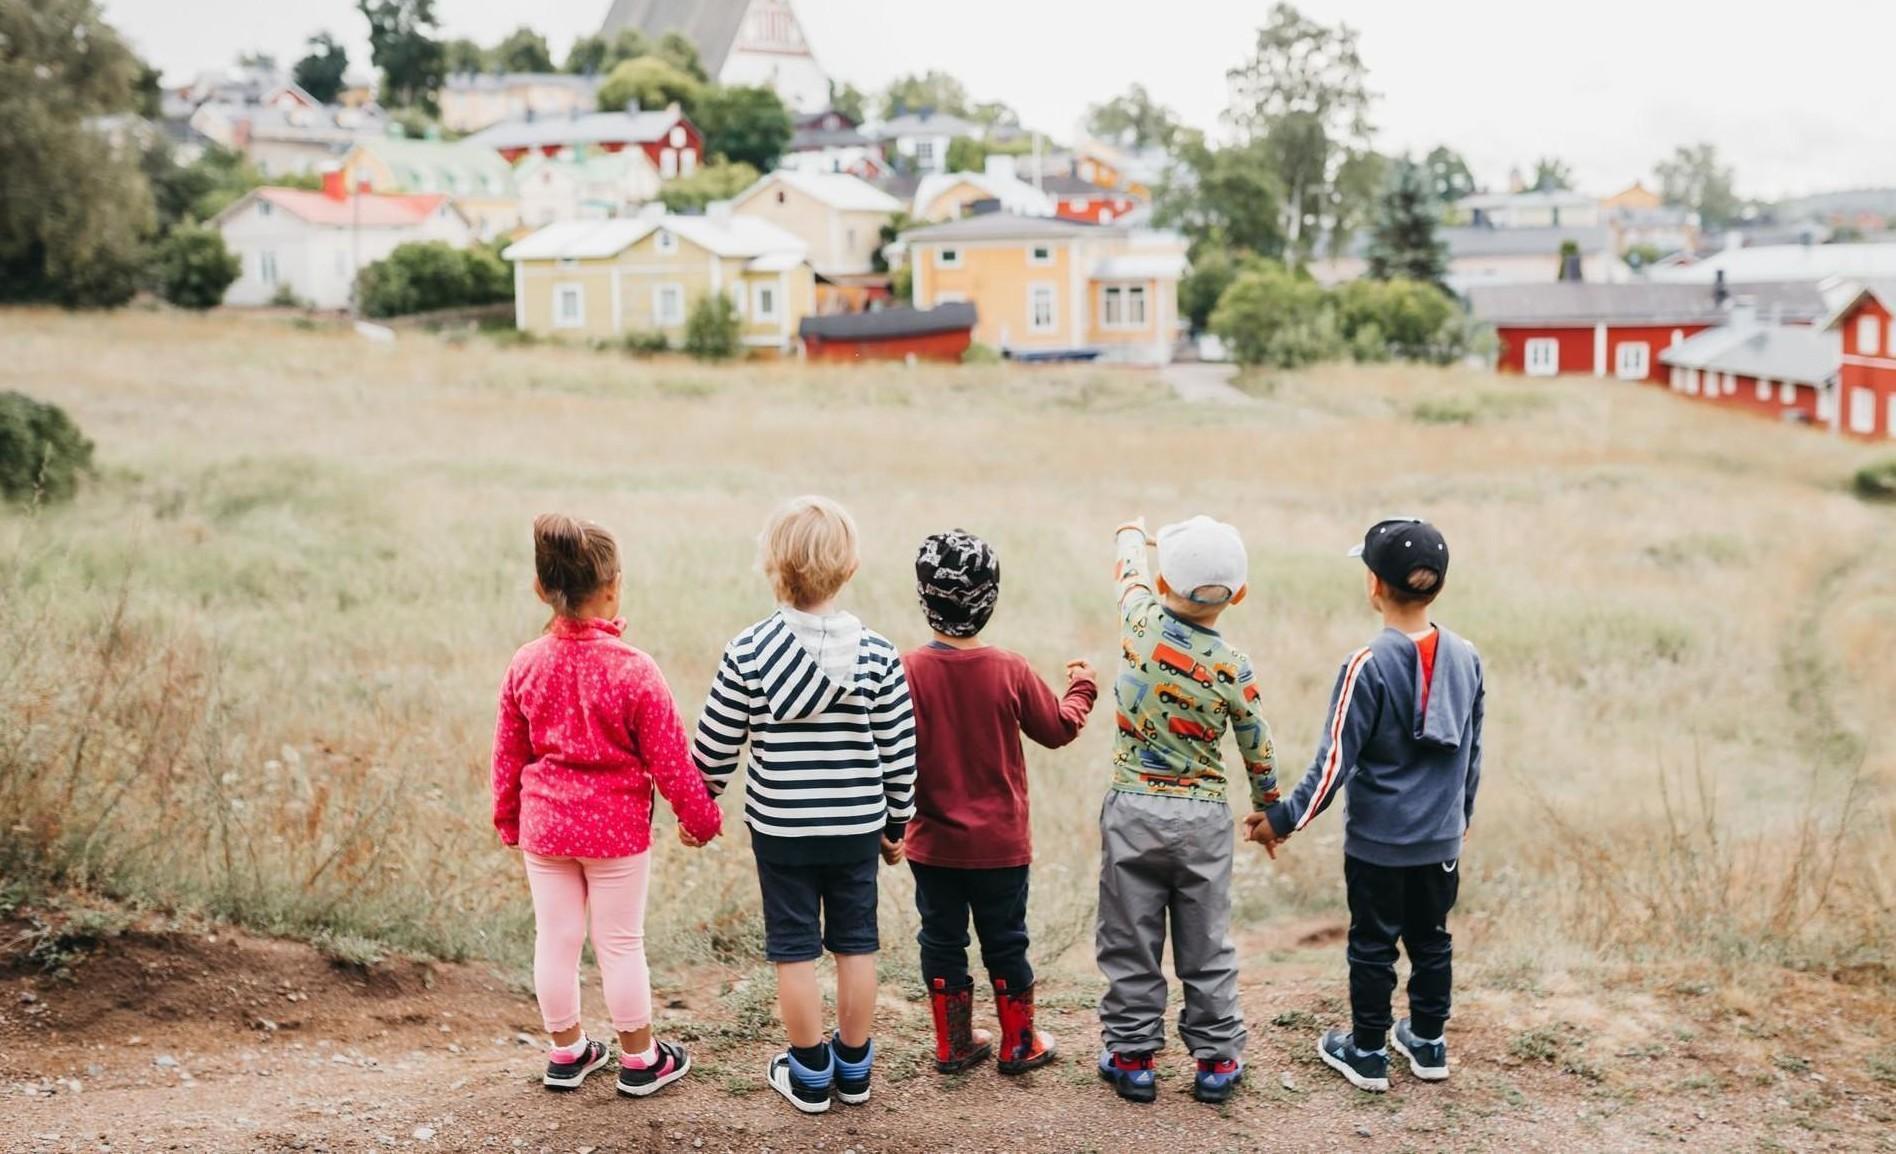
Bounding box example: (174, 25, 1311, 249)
(3, 913, 1892, 1154)
(1162, 363, 1255, 407)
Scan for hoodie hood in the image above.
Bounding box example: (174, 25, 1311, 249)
(1414, 626, 1479, 749)
(753, 609, 871, 722)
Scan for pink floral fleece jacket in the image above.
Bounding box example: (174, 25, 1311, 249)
(492, 616, 723, 858)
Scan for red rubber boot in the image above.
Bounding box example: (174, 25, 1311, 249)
(928, 977, 993, 1073)
(993, 978, 1057, 1074)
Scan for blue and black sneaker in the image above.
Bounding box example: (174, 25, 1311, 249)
(766, 1046, 833, 1114)
(1391, 1018, 1448, 1082)
(542, 1039, 610, 1090)
(1097, 1050, 1158, 1103)
(1192, 1057, 1244, 1103)
(1317, 1028, 1389, 1093)
(831, 1035, 874, 1105)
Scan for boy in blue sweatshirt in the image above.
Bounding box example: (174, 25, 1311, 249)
(1248, 518, 1484, 1093)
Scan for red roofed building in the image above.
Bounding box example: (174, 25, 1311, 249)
(468, 107, 703, 177)
(213, 171, 476, 309)
(1826, 282, 1896, 441)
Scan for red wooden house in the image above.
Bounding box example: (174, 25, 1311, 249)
(470, 108, 703, 177)
(1826, 282, 1896, 440)
(1041, 172, 1142, 225)
(799, 302, 975, 363)
(1468, 281, 1828, 384)
(1658, 305, 1840, 431)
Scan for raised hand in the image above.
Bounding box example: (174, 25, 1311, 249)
(1066, 659, 1099, 685)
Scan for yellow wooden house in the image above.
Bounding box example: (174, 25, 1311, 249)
(338, 138, 521, 241)
(901, 213, 1187, 364)
(502, 209, 815, 354)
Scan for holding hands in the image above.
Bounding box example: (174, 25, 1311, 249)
(1243, 811, 1283, 860)
(880, 836, 906, 866)
(678, 825, 715, 849)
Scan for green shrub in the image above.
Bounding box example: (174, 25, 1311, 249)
(269, 283, 308, 309)
(355, 242, 513, 319)
(961, 341, 1001, 365)
(1855, 457, 1896, 503)
(657, 161, 760, 214)
(0, 392, 95, 505)
(1208, 261, 1341, 368)
(1332, 278, 1462, 364)
(149, 223, 241, 310)
(683, 293, 742, 360)
(614, 330, 671, 356)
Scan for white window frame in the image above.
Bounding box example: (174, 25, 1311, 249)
(655, 230, 677, 255)
(1028, 244, 1054, 267)
(1614, 341, 1649, 380)
(1524, 338, 1559, 377)
(553, 283, 585, 329)
(653, 283, 684, 327)
(1888, 393, 1896, 438)
(934, 246, 961, 269)
(679, 149, 696, 176)
(1850, 386, 1876, 434)
(1028, 282, 1057, 333)
(259, 251, 278, 285)
(1723, 373, 1737, 396)
(934, 292, 968, 305)
(1100, 284, 1148, 330)
(659, 148, 678, 178)
(1858, 314, 1882, 356)
(915, 138, 936, 165)
(752, 281, 779, 322)
(1755, 377, 1772, 402)
(1780, 380, 1797, 406)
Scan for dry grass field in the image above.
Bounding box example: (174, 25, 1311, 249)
(2, 307, 1894, 1151)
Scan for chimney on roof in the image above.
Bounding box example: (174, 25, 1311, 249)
(321, 168, 346, 201)
(1713, 269, 1729, 308)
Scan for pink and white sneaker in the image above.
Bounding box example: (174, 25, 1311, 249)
(544, 1039, 610, 1090)
(616, 1039, 691, 1098)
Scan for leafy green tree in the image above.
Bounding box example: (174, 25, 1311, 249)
(829, 80, 867, 122)
(654, 32, 707, 82)
(0, 391, 94, 505)
(354, 241, 508, 317)
(149, 223, 240, 310)
(596, 56, 701, 115)
(1655, 142, 1740, 230)
(143, 143, 260, 229)
(1224, 3, 1373, 263)
(1532, 156, 1573, 192)
(1557, 239, 1583, 281)
(562, 35, 608, 76)
(1209, 261, 1339, 367)
(1160, 136, 1285, 260)
(1366, 158, 1448, 287)
(873, 212, 913, 273)
(1423, 145, 1477, 203)
(1178, 248, 1241, 332)
(1085, 83, 1182, 149)
(292, 32, 350, 103)
(945, 136, 986, 173)
(880, 70, 971, 118)
(695, 84, 792, 170)
(492, 26, 553, 73)
(1331, 278, 1459, 362)
(968, 100, 1018, 129)
(357, 0, 446, 108)
(0, 0, 155, 308)
(684, 293, 741, 360)
(442, 37, 488, 75)
(656, 161, 758, 212)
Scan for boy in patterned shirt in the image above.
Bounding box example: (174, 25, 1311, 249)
(1095, 515, 1278, 1106)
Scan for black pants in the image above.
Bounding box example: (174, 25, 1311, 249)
(1344, 854, 1459, 1051)
(909, 862, 1033, 990)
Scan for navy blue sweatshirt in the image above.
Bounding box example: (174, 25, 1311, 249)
(1264, 625, 1484, 867)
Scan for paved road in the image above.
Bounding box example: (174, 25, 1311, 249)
(1163, 361, 1254, 405)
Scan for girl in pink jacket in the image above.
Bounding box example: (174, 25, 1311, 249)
(493, 514, 723, 1097)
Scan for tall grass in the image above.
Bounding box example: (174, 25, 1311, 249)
(1, 308, 1891, 982)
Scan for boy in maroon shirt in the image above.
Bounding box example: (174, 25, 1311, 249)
(901, 530, 1098, 1075)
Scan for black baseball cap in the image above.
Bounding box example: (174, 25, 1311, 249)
(1350, 517, 1449, 595)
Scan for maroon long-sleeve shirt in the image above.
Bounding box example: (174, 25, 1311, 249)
(900, 643, 1098, 869)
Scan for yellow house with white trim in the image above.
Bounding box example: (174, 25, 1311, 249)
(502, 209, 815, 354)
(901, 213, 1187, 363)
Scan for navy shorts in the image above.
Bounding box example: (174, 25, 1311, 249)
(755, 854, 880, 962)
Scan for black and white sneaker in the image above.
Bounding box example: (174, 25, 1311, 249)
(766, 1050, 833, 1114)
(1317, 1028, 1390, 1093)
(616, 1040, 692, 1097)
(543, 1039, 611, 1089)
(1392, 1019, 1448, 1082)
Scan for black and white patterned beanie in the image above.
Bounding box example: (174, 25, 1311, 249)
(915, 530, 1000, 638)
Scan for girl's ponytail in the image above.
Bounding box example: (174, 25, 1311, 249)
(533, 513, 620, 619)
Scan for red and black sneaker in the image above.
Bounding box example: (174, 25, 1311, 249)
(1193, 1056, 1244, 1103)
(1097, 1050, 1158, 1103)
(543, 1039, 610, 1090)
(616, 1040, 691, 1098)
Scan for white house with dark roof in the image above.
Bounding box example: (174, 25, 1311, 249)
(871, 110, 980, 175)
(599, 0, 829, 114)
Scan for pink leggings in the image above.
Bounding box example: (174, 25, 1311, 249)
(523, 852, 652, 1034)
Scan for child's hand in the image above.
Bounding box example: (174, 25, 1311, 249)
(880, 836, 906, 866)
(1066, 659, 1099, 685)
(679, 826, 707, 849)
(1243, 812, 1281, 859)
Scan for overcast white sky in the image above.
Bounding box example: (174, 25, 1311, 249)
(104, 0, 1896, 200)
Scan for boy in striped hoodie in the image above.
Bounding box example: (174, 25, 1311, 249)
(692, 496, 917, 1115)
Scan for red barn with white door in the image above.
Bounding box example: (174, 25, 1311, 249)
(1827, 283, 1896, 441)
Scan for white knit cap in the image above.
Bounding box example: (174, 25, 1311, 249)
(1156, 515, 1248, 604)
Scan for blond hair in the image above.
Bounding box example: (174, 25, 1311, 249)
(760, 495, 859, 609)
(533, 513, 620, 617)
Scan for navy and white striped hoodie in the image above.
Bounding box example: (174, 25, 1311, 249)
(692, 609, 918, 864)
